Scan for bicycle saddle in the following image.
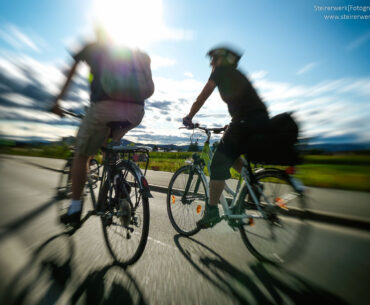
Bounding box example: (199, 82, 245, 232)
(107, 121, 131, 131)
(107, 121, 131, 138)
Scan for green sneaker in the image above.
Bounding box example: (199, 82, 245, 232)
(196, 205, 221, 229)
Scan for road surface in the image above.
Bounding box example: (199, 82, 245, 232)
(0, 155, 369, 304)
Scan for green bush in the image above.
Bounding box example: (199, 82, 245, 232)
(2, 147, 370, 191)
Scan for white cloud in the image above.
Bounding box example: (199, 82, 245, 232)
(252, 72, 370, 143)
(152, 76, 204, 101)
(156, 26, 193, 41)
(184, 72, 194, 78)
(0, 57, 32, 85)
(250, 70, 268, 80)
(254, 78, 307, 101)
(338, 78, 370, 97)
(0, 105, 58, 122)
(0, 49, 369, 146)
(8, 25, 39, 52)
(346, 31, 370, 52)
(0, 24, 39, 52)
(151, 55, 176, 70)
(296, 61, 319, 75)
(0, 121, 77, 142)
(0, 93, 35, 107)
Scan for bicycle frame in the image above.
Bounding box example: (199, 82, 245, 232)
(189, 128, 275, 222)
(83, 145, 152, 220)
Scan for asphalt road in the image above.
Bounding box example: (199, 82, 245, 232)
(0, 155, 370, 305)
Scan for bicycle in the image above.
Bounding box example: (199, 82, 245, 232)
(57, 151, 100, 201)
(56, 110, 104, 199)
(167, 124, 307, 264)
(56, 109, 152, 265)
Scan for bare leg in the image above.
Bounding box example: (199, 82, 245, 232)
(71, 154, 90, 200)
(232, 156, 243, 173)
(208, 157, 243, 207)
(209, 180, 225, 206)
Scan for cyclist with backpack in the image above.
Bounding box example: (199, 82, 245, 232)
(183, 46, 269, 228)
(52, 27, 154, 227)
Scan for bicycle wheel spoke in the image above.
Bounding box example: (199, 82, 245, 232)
(100, 163, 149, 265)
(239, 169, 308, 264)
(167, 165, 207, 236)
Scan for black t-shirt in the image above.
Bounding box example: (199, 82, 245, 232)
(73, 42, 110, 103)
(209, 66, 267, 120)
(73, 42, 148, 104)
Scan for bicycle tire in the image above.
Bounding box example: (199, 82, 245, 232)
(238, 169, 308, 264)
(57, 159, 72, 200)
(89, 158, 100, 186)
(167, 165, 208, 236)
(98, 162, 149, 265)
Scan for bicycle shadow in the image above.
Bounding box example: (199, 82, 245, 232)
(0, 196, 84, 242)
(1, 232, 75, 305)
(0, 154, 64, 173)
(174, 235, 348, 305)
(241, 209, 313, 264)
(1, 232, 147, 305)
(70, 263, 147, 305)
(0, 198, 59, 241)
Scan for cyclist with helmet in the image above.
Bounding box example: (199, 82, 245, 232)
(183, 46, 269, 228)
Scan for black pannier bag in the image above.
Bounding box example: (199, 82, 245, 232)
(246, 112, 302, 165)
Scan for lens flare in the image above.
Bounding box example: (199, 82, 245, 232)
(92, 0, 164, 47)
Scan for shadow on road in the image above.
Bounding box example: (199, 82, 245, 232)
(70, 263, 147, 305)
(174, 235, 348, 305)
(0, 198, 59, 241)
(1, 231, 147, 305)
(1, 232, 75, 305)
(0, 154, 64, 173)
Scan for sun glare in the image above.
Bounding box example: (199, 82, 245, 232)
(92, 0, 164, 47)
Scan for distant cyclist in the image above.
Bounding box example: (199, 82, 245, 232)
(183, 46, 269, 228)
(52, 26, 154, 227)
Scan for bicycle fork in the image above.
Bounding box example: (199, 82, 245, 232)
(181, 166, 203, 203)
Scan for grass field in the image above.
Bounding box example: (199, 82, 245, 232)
(139, 152, 370, 192)
(1, 146, 370, 192)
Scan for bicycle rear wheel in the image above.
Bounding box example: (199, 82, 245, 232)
(57, 159, 72, 200)
(89, 158, 100, 186)
(239, 169, 308, 264)
(167, 165, 208, 236)
(98, 163, 149, 265)
(57, 157, 98, 199)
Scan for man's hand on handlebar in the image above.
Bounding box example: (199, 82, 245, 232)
(183, 115, 195, 129)
(51, 103, 64, 117)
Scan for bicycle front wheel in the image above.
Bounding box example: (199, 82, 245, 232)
(98, 163, 149, 265)
(239, 169, 308, 264)
(167, 165, 208, 236)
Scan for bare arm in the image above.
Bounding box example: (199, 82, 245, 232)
(187, 80, 216, 119)
(51, 61, 79, 116)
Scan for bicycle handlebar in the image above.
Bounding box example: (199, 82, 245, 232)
(61, 109, 84, 119)
(180, 124, 226, 134)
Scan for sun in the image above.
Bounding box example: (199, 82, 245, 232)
(92, 0, 164, 48)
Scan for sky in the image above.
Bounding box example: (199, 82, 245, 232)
(0, 0, 369, 146)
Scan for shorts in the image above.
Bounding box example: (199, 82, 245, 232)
(75, 100, 144, 156)
(210, 111, 269, 180)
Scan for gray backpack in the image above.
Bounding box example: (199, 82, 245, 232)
(100, 47, 154, 102)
